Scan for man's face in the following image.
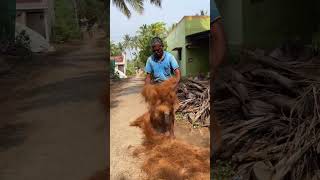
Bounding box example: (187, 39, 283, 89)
(152, 43, 163, 59)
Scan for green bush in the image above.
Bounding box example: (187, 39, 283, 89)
(1, 30, 32, 59)
(126, 60, 136, 76)
(54, 23, 80, 42)
(53, 0, 80, 42)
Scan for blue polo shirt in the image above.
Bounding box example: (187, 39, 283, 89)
(144, 51, 179, 82)
(211, 0, 221, 24)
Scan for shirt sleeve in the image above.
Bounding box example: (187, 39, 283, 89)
(169, 54, 179, 70)
(144, 58, 152, 73)
(210, 0, 221, 24)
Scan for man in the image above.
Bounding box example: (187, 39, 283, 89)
(210, 0, 227, 159)
(144, 37, 181, 85)
(144, 37, 181, 138)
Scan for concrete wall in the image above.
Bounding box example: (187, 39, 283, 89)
(16, 11, 27, 25)
(166, 16, 210, 77)
(216, 0, 314, 50)
(215, 0, 243, 47)
(26, 12, 46, 38)
(16, 0, 54, 41)
(242, 0, 313, 49)
(166, 18, 187, 76)
(186, 42, 209, 76)
(16, 0, 48, 10)
(184, 16, 210, 36)
(184, 16, 209, 76)
(311, 0, 320, 44)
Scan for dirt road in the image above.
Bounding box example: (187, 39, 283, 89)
(0, 34, 107, 180)
(110, 77, 210, 180)
(110, 77, 147, 179)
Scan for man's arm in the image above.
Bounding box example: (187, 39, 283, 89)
(174, 68, 181, 82)
(145, 73, 152, 85)
(145, 59, 152, 85)
(169, 54, 181, 85)
(211, 19, 226, 77)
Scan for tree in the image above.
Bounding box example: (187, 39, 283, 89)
(54, 0, 106, 41)
(126, 60, 136, 76)
(110, 41, 123, 56)
(122, 34, 132, 49)
(112, 0, 162, 18)
(195, 10, 208, 16)
(168, 23, 177, 33)
(113, 22, 167, 70)
(78, 0, 105, 26)
(71, 0, 80, 30)
(54, 0, 81, 41)
(117, 42, 124, 52)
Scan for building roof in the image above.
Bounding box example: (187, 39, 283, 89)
(185, 30, 210, 49)
(167, 15, 210, 35)
(16, 0, 48, 10)
(110, 55, 124, 63)
(186, 30, 210, 42)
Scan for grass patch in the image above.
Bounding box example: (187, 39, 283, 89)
(211, 160, 235, 180)
(175, 112, 184, 122)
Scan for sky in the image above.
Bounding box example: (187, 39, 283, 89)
(110, 0, 210, 43)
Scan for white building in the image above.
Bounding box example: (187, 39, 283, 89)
(15, 0, 55, 42)
(111, 52, 127, 76)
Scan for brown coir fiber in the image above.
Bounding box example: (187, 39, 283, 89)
(131, 78, 210, 180)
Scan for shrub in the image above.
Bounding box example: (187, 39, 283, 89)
(0, 30, 32, 59)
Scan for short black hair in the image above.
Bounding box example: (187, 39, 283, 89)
(150, 37, 163, 47)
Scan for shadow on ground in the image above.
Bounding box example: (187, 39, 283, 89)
(0, 122, 28, 152)
(116, 85, 143, 97)
(16, 71, 106, 111)
(110, 78, 144, 109)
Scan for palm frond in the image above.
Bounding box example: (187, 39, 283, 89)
(149, 0, 161, 7)
(112, 0, 131, 18)
(125, 0, 144, 14)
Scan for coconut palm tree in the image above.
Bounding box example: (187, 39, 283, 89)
(123, 34, 132, 49)
(195, 10, 208, 16)
(122, 34, 134, 57)
(201, 10, 207, 15)
(117, 42, 124, 52)
(112, 0, 162, 18)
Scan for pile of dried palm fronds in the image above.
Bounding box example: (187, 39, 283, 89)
(213, 47, 320, 180)
(177, 79, 210, 127)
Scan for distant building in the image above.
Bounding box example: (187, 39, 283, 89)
(166, 16, 210, 77)
(110, 53, 127, 75)
(16, 0, 55, 42)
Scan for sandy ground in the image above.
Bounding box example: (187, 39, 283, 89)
(110, 77, 147, 180)
(0, 33, 107, 180)
(110, 77, 210, 180)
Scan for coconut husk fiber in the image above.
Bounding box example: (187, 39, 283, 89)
(131, 77, 210, 180)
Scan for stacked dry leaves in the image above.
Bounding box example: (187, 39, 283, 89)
(177, 79, 210, 127)
(213, 46, 320, 180)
